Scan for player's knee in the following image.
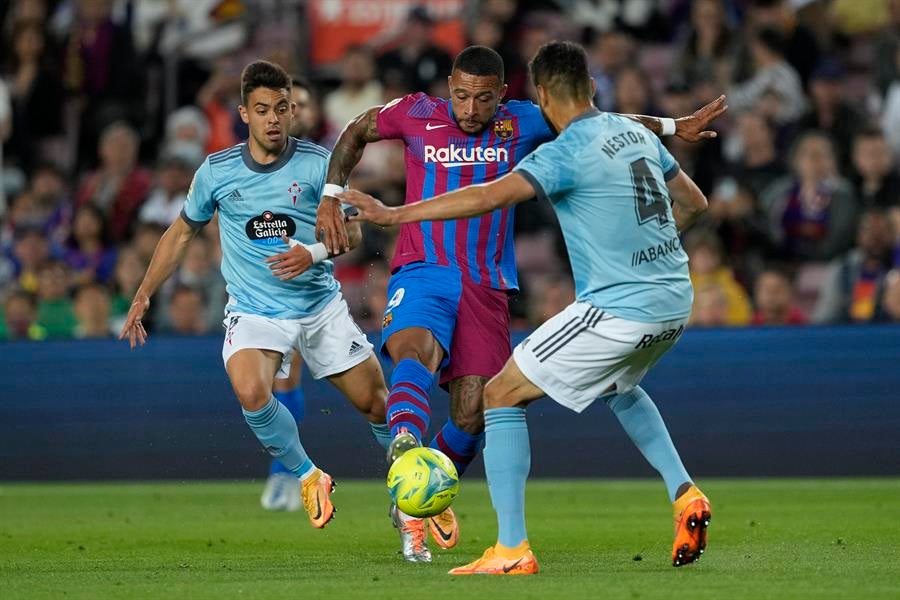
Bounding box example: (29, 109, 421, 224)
(233, 380, 272, 412)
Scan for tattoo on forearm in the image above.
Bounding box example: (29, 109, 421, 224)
(326, 108, 383, 186)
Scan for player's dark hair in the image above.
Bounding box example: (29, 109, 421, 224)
(853, 125, 887, 142)
(529, 41, 593, 101)
(452, 45, 505, 82)
(241, 60, 291, 106)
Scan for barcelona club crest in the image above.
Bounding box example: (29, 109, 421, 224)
(494, 119, 514, 140)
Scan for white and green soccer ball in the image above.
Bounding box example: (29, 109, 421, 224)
(387, 447, 460, 518)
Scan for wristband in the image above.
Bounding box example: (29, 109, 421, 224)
(321, 183, 344, 201)
(287, 239, 330, 263)
(660, 117, 676, 136)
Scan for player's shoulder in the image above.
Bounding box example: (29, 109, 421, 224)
(205, 142, 245, 180)
(292, 137, 330, 162)
(383, 91, 445, 120)
(498, 99, 540, 118)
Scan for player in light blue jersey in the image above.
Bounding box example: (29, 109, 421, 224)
(341, 41, 720, 574)
(119, 61, 393, 529)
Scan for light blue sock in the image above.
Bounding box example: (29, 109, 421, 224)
(243, 396, 316, 480)
(270, 386, 306, 475)
(370, 422, 392, 451)
(483, 407, 530, 548)
(606, 386, 691, 502)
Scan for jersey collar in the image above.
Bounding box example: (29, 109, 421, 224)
(241, 137, 297, 173)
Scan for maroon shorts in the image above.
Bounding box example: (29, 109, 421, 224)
(439, 280, 512, 386)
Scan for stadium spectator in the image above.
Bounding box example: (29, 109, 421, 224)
(61, 0, 141, 171)
(196, 57, 242, 154)
(728, 27, 806, 126)
(162, 285, 209, 336)
(751, 269, 807, 325)
(690, 283, 730, 328)
(166, 236, 225, 332)
(850, 127, 900, 209)
(109, 243, 144, 322)
(760, 131, 858, 262)
(9, 226, 50, 293)
(685, 231, 753, 326)
(796, 60, 866, 174)
(75, 122, 152, 242)
(873, 0, 900, 96)
(672, 0, 736, 87)
(162, 106, 210, 157)
(3, 18, 63, 174)
(324, 45, 383, 137)
(73, 281, 111, 338)
(735, 0, 822, 87)
(613, 66, 658, 117)
(35, 259, 76, 338)
(876, 268, 900, 322)
(813, 209, 894, 324)
(63, 203, 116, 285)
(586, 29, 633, 112)
(527, 276, 575, 327)
(724, 111, 787, 200)
(704, 180, 770, 282)
(26, 162, 71, 247)
(138, 143, 202, 227)
(289, 76, 323, 142)
(0, 289, 45, 340)
(0, 77, 10, 214)
(130, 222, 165, 266)
(377, 6, 452, 97)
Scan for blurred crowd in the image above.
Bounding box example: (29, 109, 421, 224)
(2, 0, 900, 342)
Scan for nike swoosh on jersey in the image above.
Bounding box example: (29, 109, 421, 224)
(502, 558, 524, 573)
(425, 123, 448, 130)
(429, 517, 454, 541)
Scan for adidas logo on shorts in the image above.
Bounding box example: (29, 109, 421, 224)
(349, 341, 364, 357)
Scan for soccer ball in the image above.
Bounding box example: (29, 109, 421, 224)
(387, 447, 460, 518)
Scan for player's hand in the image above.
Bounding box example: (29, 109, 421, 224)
(339, 189, 397, 226)
(265, 236, 314, 280)
(315, 196, 349, 256)
(675, 95, 728, 142)
(118, 293, 150, 349)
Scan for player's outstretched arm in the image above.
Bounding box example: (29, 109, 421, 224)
(667, 169, 708, 232)
(118, 217, 200, 348)
(341, 173, 535, 226)
(317, 106, 384, 255)
(623, 95, 727, 143)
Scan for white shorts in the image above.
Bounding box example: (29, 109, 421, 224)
(513, 302, 688, 413)
(221, 294, 373, 380)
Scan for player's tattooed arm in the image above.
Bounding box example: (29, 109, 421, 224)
(317, 106, 384, 255)
(621, 95, 728, 143)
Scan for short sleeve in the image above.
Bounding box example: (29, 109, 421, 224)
(513, 139, 577, 203)
(375, 93, 424, 140)
(653, 135, 680, 181)
(181, 159, 216, 228)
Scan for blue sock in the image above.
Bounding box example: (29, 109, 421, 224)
(606, 386, 691, 502)
(243, 396, 315, 480)
(483, 407, 530, 548)
(430, 420, 484, 476)
(270, 386, 306, 475)
(370, 422, 392, 451)
(386, 359, 434, 442)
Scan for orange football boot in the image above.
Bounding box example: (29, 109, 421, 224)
(428, 506, 459, 549)
(301, 469, 335, 529)
(448, 541, 539, 575)
(672, 484, 711, 566)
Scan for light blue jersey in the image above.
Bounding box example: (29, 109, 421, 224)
(181, 137, 339, 319)
(515, 110, 692, 322)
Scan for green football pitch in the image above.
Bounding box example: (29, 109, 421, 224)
(1, 479, 898, 599)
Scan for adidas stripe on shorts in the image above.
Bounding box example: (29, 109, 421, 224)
(222, 293, 373, 380)
(513, 301, 688, 412)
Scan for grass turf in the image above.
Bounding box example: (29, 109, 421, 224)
(1, 479, 898, 599)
